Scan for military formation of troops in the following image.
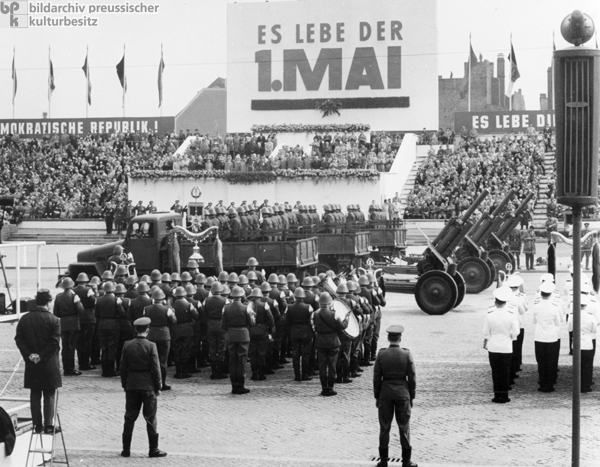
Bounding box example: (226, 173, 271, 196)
(483, 269, 599, 403)
(51, 256, 386, 398)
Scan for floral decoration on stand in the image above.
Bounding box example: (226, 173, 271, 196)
(316, 99, 342, 118)
(250, 123, 370, 133)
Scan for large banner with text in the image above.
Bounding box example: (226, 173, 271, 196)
(0, 117, 175, 138)
(454, 111, 556, 134)
(226, 0, 438, 132)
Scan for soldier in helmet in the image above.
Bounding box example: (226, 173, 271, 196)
(221, 286, 253, 394)
(114, 265, 129, 284)
(313, 292, 351, 396)
(124, 276, 139, 299)
(54, 277, 84, 376)
(143, 289, 177, 390)
(95, 281, 126, 377)
(359, 275, 376, 366)
(267, 274, 288, 366)
(74, 273, 97, 371)
(129, 282, 152, 322)
(242, 257, 264, 284)
(159, 273, 172, 299)
(184, 284, 203, 373)
(335, 282, 355, 384)
(260, 282, 282, 373)
(286, 287, 315, 381)
(248, 288, 274, 381)
(205, 282, 228, 379)
(115, 283, 133, 368)
(347, 280, 366, 377)
(260, 207, 273, 242)
(171, 287, 200, 379)
(236, 206, 249, 241)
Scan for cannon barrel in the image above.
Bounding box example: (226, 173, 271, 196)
(459, 190, 489, 224)
(490, 190, 516, 217)
(512, 192, 535, 218)
(470, 190, 515, 244)
(495, 192, 535, 241)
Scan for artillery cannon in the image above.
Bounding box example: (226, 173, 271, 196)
(486, 192, 535, 273)
(382, 190, 489, 315)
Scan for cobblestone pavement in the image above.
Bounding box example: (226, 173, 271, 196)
(1, 263, 599, 466)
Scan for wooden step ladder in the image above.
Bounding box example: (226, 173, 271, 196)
(26, 390, 69, 467)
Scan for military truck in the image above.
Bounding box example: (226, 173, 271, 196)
(61, 213, 318, 280)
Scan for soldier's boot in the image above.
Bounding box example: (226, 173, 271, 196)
(376, 447, 388, 467)
(237, 377, 250, 394)
(258, 367, 267, 381)
(293, 361, 301, 382)
(148, 433, 167, 458)
(401, 447, 417, 467)
(362, 343, 373, 366)
(121, 432, 132, 457)
(174, 364, 182, 379)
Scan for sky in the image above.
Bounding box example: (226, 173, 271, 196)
(1, 0, 599, 121)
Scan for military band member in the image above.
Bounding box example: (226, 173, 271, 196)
(286, 287, 314, 381)
(248, 288, 274, 381)
(373, 325, 417, 467)
(369, 272, 386, 361)
(335, 283, 354, 384)
(533, 281, 562, 392)
(120, 317, 167, 458)
(96, 281, 126, 377)
(171, 287, 200, 379)
(359, 275, 375, 366)
(205, 282, 228, 379)
(483, 286, 519, 403)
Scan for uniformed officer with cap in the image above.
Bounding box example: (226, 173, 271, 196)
(483, 286, 519, 403)
(533, 281, 562, 392)
(120, 317, 166, 458)
(505, 274, 528, 382)
(373, 325, 417, 467)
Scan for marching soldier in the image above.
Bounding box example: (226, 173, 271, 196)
(286, 287, 315, 381)
(129, 282, 152, 322)
(185, 284, 203, 373)
(335, 283, 354, 384)
(505, 275, 528, 382)
(483, 286, 519, 402)
(242, 257, 264, 284)
(124, 276, 139, 299)
(227, 208, 242, 242)
(171, 287, 200, 379)
(144, 289, 177, 390)
(373, 325, 417, 467)
(95, 281, 126, 377)
(221, 286, 253, 394)
(267, 274, 288, 366)
(205, 282, 228, 379)
(115, 283, 133, 370)
(54, 277, 84, 376)
(119, 317, 167, 458)
(313, 292, 350, 396)
(73, 273, 97, 371)
(369, 272, 386, 361)
(248, 288, 274, 381)
(359, 276, 375, 366)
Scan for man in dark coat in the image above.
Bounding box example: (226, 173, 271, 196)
(54, 277, 84, 376)
(373, 325, 417, 467)
(120, 317, 166, 458)
(15, 289, 62, 435)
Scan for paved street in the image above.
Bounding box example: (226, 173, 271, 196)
(0, 245, 599, 466)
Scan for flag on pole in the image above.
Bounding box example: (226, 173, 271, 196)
(116, 51, 127, 92)
(507, 40, 520, 99)
(158, 44, 165, 108)
(12, 48, 17, 105)
(457, 36, 476, 99)
(82, 49, 91, 105)
(48, 48, 55, 102)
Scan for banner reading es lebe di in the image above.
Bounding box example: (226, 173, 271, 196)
(454, 111, 556, 134)
(227, 0, 438, 132)
(0, 117, 174, 138)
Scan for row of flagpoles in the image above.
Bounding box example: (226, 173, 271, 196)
(12, 44, 165, 119)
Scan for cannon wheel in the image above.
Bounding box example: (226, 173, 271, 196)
(486, 258, 497, 289)
(451, 271, 466, 308)
(457, 257, 491, 294)
(489, 250, 512, 276)
(508, 252, 517, 271)
(415, 270, 458, 315)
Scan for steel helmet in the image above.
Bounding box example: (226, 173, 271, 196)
(247, 271, 258, 281)
(236, 206, 246, 214)
(152, 288, 166, 301)
(174, 286, 186, 298)
(115, 284, 127, 295)
(294, 287, 306, 299)
(323, 204, 331, 212)
(115, 265, 128, 276)
(103, 281, 116, 293)
(205, 277, 215, 288)
(318, 273, 327, 280)
(161, 273, 171, 283)
(137, 282, 150, 293)
(195, 273, 207, 285)
(187, 259, 199, 269)
(336, 283, 349, 294)
(61, 277, 75, 289)
(210, 282, 224, 294)
(311, 276, 320, 286)
(125, 275, 137, 286)
(276, 205, 285, 213)
(301, 277, 314, 287)
(260, 282, 272, 293)
(170, 272, 181, 283)
(319, 292, 333, 306)
(150, 269, 162, 281)
(260, 207, 270, 215)
(140, 275, 151, 284)
(215, 206, 225, 215)
(346, 281, 358, 292)
(246, 257, 259, 267)
(231, 286, 245, 298)
(278, 274, 287, 285)
(268, 273, 279, 284)
(76, 272, 89, 283)
(287, 273, 298, 283)
(218, 271, 229, 282)
(238, 275, 249, 285)
(228, 272, 240, 283)
(185, 284, 196, 296)
(227, 207, 237, 217)
(358, 276, 370, 286)
(89, 276, 101, 286)
(249, 288, 263, 298)
(181, 272, 193, 282)
(101, 270, 114, 280)
(299, 205, 306, 212)
(113, 245, 124, 254)
(221, 285, 231, 296)
(207, 208, 216, 216)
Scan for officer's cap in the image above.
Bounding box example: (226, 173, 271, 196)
(493, 285, 514, 302)
(386, 325, 404, 335)
(505, 275, 523, 288)
(581, 282, 592, 294)
(581, 293, 590, 306)
(539, 273, 555, 284)
(134, 317, 151, 327)
(539, 281, 555, 294)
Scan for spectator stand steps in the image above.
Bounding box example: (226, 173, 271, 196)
(532, 151, 558, 226)
(399, 145, 435, 208)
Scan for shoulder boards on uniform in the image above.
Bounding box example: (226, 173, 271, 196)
(533, 297, 542, 305)
(507, 305, 516, 313)
(402, 347, 410, 351)
(488, 306, 496, 313)
(517, 292, 525, 297)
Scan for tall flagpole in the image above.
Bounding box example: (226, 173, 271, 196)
(12, 47, 15, 120)
(123, 43, 126, 118)
(509, 33, 513, 112)
(160, 43, 163, 117)
(86, 46, 89, 118)
(468, 33, 472, 112)
(48, 46, 51, 119)
(552, 31, 555, 112)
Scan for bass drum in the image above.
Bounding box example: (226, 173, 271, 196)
(333, 299, 359, 339)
